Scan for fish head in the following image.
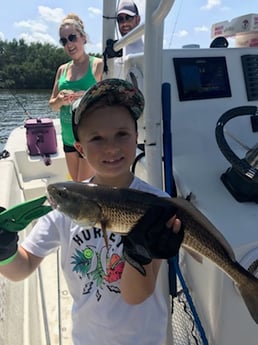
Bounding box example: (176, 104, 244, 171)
(47, 182, 102, 227)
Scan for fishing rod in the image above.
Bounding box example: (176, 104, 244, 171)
(0, 78, 31, 118)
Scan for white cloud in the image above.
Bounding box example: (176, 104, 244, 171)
(38, 6, 65, 23)
(0, 32, 5, 41)
(13, 7, 64, 46)
(88, 7, 102, 17)
(19, 32, 56, 45)
(201, 0, 221, 10)
(14, 20, 48, 33)
(194, 25, 209, 32)
(175, 30, 188, 38)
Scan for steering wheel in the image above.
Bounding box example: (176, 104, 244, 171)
(215, 105, 258, 202)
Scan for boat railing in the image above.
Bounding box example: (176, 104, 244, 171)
(103, 0, 175, 189)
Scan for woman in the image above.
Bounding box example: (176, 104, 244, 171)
(49, 13, 103, 181)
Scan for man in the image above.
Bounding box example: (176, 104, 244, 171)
(116, 0, 144, 55)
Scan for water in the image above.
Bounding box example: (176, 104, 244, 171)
(0, 90, 59, 151)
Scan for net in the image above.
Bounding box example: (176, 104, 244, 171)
(171, 287, 208, 345)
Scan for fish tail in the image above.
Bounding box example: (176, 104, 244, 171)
(238, 279, 258, 324)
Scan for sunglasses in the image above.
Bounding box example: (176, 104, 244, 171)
(59, 34, 78, 47)
(117, 15, 135, 24)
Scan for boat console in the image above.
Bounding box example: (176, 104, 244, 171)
(124, 47, 258, 344)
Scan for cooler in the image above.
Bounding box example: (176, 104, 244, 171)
(25, 118, 57, 156)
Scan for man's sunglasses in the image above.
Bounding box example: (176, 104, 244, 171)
(59, 34, 78, 47)
(117, 15, 135, 24)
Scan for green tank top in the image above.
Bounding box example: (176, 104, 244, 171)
(58, 55, 97, 146)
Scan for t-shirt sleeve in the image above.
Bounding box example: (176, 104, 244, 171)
(21, 210, 63, 257)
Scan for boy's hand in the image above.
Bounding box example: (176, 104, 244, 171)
(122, 205, 184, 275)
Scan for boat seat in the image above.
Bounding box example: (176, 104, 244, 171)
(0, 160, 24, 208)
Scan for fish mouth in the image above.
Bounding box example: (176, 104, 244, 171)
(46, 193, 58, 209)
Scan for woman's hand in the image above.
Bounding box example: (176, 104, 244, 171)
(59, 90, 75, 105)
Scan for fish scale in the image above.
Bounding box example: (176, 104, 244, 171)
(47, 181, 258, 324)
(100, 202, 146, 233)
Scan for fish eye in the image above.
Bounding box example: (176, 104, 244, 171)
(57, 188, 68, 198)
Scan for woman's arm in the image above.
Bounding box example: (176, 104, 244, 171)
(49, 64, 73, 111)
(93, 58, 103, 82)
(0, 246, 43, 281)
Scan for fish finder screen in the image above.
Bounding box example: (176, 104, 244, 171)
(173, 56, 231, 101)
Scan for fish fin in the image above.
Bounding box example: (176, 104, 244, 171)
(238, 280, 258, 324)
(101, 221, 109, 251)
(183, 247, 203, 263)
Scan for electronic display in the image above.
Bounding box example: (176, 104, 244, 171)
(173, 56, 232, 101)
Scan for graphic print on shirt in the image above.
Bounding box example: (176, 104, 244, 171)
(71, 227, 124, 301)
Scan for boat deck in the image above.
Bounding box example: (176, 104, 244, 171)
(0, 119, 73, 345)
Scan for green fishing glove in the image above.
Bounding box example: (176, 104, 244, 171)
(0, 207, 19, 265)
(122, 205, 184, 275)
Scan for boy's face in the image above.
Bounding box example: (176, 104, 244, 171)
(75, 105, 138, 186)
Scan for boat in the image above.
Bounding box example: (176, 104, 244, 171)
(1, 0, 258, 344)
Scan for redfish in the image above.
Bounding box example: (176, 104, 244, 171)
(47, 181, 258, 324)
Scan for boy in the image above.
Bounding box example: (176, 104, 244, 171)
(0, 78, 183, 345)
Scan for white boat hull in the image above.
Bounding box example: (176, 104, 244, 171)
(0, 119, 73, 345)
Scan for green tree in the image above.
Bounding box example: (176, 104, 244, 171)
(0, 39, 102, 90)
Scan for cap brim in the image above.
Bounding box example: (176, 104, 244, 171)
(117, 9, 137, 16)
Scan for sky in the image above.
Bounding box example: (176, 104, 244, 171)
(1, 0, 258, 54)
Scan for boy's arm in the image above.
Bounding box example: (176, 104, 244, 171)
(120, 258, 162, 304)
(0, 232, 43, 281)
(0, 246, 43, 281)
(120, 214, 182, 304)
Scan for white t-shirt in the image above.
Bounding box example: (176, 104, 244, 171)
(114, 37, 144, 79)
(22, 176, 170, 345)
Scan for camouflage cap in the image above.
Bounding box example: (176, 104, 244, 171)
(72, 78, 144, 140)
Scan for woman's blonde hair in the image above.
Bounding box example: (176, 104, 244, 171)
(59, 13, 87, 38)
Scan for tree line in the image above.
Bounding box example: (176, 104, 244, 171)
(0, 39, 102, 90)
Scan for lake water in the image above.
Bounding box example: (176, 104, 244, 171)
(0, 90, 59, 151)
